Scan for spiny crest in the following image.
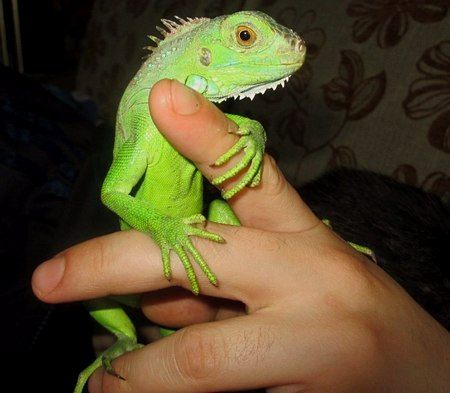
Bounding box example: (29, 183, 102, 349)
(144, 16, 210, 54)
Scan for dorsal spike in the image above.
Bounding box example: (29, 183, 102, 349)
(156, 26, 167, 36)
(149, 15, 210, 54)
(174, 15, 186, 24)
(168, 19, 180, 28)
(161, 19, 177, 31)
(147, 35, 161, 45)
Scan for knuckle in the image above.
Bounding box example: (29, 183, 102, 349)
(174, 326, 224, 381)
(89, 238, 112, 276)
(339, 254, 378, 295)
(256, 230, 284, 253)
(323, 246, 361, 279)
(342, 317, 382, 368)
(322, 317, 382, 382)
(233, 325, 276, 365)
(320, 245, 382, 311)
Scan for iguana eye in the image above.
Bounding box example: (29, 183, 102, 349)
(236, 26, 256, 46)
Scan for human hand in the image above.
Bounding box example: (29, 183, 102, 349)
(32, 80, 450, 393)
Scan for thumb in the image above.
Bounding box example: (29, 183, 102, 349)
(149, 79, 318, 232)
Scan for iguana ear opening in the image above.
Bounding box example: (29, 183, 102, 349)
(200, 48, 212, 66)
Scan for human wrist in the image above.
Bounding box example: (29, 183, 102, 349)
(375, 278, 450, 392)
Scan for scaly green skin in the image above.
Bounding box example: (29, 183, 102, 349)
(74, 11, 306, 392)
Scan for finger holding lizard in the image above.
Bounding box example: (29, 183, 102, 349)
(149, 79, 319, 233)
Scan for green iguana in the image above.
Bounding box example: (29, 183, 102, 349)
(74, 11, 306, 392)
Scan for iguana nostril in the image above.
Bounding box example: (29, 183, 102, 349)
(287, 36, 305, 53)
(297, 38, 306, 53)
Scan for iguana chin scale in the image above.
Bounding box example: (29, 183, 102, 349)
(74, 11, 306, 392)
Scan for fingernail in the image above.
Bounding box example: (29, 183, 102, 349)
(32, 256, 65, 296)
(88, 368, 104, 393)
(170, 79, 201, 115)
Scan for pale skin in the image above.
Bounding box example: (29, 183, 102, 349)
(32, 80, 450, 393)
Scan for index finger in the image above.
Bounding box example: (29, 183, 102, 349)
(31, 223, 312, 308)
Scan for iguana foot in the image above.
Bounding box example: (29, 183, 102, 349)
(101, 336, 144, 379)
(74, 336, 143, 393)
(159, 326, 176, 337)
(154, 213, 225, 295)
(212, 119, 265, 200)
(348, 241, 377, 263)
(322, 219, 377, 262)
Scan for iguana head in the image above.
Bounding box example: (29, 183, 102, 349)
(202, 11, 306, 102)
(148, 11, 306, 102)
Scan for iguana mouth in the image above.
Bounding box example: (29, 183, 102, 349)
(210, 75, 291, 103)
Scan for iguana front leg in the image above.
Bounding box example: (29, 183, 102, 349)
(101, 132, 224, 294)
(212, 114, 266, 200)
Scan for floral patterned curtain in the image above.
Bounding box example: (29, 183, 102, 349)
(76, 0, 450, 201)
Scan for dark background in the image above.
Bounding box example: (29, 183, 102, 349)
(4, 0, 94, 86)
